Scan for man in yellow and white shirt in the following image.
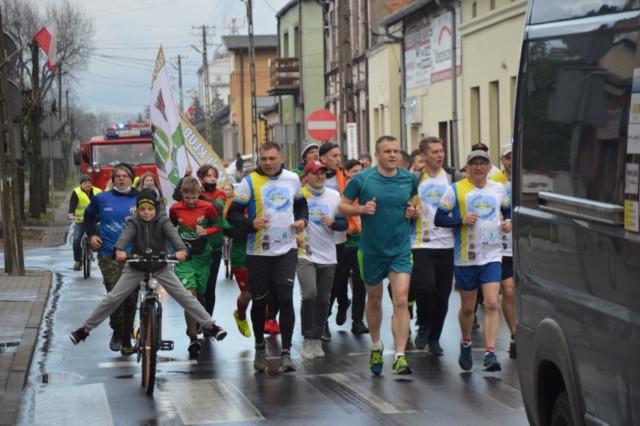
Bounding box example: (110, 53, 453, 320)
(227, 142, 309, 373)
(410, 137, 460, 356)
(435, 149, 511, 373)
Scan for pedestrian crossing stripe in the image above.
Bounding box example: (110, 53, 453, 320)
(303, 373, 420, 415)
(98, 359, 197, 368)
(164, 379, 264, 424)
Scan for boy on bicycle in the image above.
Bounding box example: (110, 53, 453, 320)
(69, 189, 227, 350)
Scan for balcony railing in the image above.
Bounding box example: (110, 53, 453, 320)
(268, 57, 300, 96)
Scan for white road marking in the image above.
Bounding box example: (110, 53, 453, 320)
(26, 383, 113, 426)
(305, 373, 419, 414)
(98, 359, 197, 368)
(165, 379, 264, 424)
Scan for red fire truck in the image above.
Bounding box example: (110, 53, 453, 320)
(74, 122, 159, 190)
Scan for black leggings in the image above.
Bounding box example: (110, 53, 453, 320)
(246, 249, 297, 350)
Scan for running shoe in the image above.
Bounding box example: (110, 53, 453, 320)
(233, 310, 251, 338)
(279, 350, 295, 373)
(69, 327, 89, 345)
(321, 321, 332, 341)
(109, 331, 121, 352)
(369, 343, 384, 376)
(483, 351, 502, 372)
(427, 340, 444, 356)
(336, 300, 351, 326)
(392, 355, 413, 375)
(207, 323, 228, 341)
(264, 318, 281, 334)
(301, 338, 314, 360)
(188, 338, 201, 355)
(254, 344, 267, 372)
(458, 342, 473, 371)
(312, 339, 325, 358)
(414, 326, 429, 350)
(351, 320, 369, 334)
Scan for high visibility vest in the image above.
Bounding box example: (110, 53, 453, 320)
(73, 186, 101, 223)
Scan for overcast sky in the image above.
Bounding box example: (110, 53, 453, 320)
(31, 0, 290, 117)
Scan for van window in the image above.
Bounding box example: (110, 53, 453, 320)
(530, 0, 640, 23)
(519, 30, 635, 208)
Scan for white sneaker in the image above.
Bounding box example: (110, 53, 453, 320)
(301, 338, 314, 360)
(312, 339, 325, 358)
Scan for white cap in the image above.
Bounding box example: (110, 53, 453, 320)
(500, 143, 512, 157)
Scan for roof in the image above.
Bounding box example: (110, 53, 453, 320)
(380, 0, 433, 29)
(276, 0, 298, 18)
(222, 35, 278, 50)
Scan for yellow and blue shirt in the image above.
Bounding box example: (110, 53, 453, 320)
(438, 178, 510, 266)
(412, 168, 454, 249)
(234, 169, 304, 256)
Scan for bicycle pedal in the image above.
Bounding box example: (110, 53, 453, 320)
(159, 340, 174, 351)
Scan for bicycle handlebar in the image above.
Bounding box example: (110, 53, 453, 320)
(125, 253, 179, 264)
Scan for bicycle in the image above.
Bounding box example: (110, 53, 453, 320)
(81, 233, 94, 279)
(126, 253, 178, 396)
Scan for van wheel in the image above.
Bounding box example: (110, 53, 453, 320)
(550, 390, 571, 426)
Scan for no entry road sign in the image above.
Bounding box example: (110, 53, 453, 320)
(307, 109, 337, 141)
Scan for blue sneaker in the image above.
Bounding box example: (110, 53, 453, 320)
(369, 343, 384, 376)
(483, 351, 502, 372)
(414, 327, 428, 350)
(458, 342, 473, 371)
(427, 340, 444, 356)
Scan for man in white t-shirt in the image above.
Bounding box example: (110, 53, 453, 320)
(297, 160, 348, 360)
(227, 142, 309, 373)
(410, 137, 459, 356)
(435, 150, 511, 373)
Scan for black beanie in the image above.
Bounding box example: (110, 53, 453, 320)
(319, 142, 339, 157)
(136, 188, 156, 210)
(112, 162, 136, 182)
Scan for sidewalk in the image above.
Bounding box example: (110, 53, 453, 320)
(0, 190, 71, 425)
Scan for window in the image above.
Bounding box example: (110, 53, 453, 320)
(519, 32, 634, 205)
(489, 80, 500, 150)
(470, 86, 480, 143)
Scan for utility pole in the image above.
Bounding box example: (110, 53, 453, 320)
(177, 55, 184, 112)
(0, 6, 25, 275)
(201, 26, 211, 143)
(337, 0, 355, 145)
(245, 0, 259, 156)
(192, 26, 214, 143)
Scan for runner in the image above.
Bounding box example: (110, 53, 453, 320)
(490, 143, 515, 358)
(227, 141, 308, 373)
(434, 149, 511, 372)
(339, 135, 418, 375)
(297, 160, 347, 359)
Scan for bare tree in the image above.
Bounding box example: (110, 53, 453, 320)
(2, 0, 94, 98)
(1, 0, 94, 218)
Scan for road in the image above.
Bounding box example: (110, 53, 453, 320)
(15, 241, 528, 425)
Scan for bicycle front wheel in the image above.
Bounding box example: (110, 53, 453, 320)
(141, 302, 158, 396)
(82, 237, 92, 279)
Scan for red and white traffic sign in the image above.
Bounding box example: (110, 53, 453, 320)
(307, 109, 337, 141)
